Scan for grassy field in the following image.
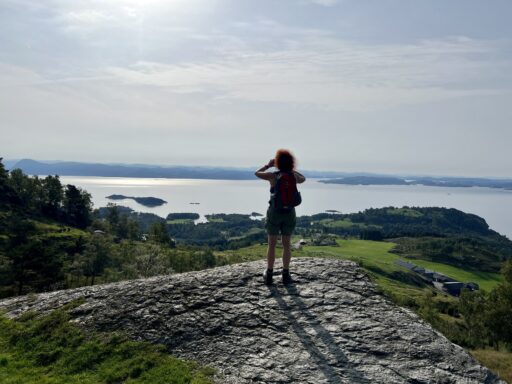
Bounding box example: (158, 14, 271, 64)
(0, 304, 215, 384)
(32, 221, 87, 239)
(316, 218, 369, 229)
(471, 349, 512, 383)
(411, 259, 501, 291)
(167, 219, 195, 225)
(219, 239, 502, 292)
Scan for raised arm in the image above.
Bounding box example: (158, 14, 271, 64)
(255, 159, 275, 181)
(294, 170, 306, 184)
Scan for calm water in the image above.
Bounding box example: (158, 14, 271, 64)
(60, 176, 512, 239)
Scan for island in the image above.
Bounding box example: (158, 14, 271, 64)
(106, 194, 167, 207)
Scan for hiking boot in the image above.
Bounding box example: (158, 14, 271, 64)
(263, 269, 273, 285)
(282, 269, 292, 285)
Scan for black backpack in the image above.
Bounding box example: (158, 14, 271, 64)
(271, 171, 302, 212)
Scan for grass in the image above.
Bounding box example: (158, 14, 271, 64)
(410, 259, 502, 291)
(471, 349, 512, 383)
(300, 239, 501, 292)
(167, 219, 195, 225)
(227, 228, 265, 241)
(31, 220, 87, 239)
(317, 218, 368, 229)
(216, 239, 501, 292)
(0, 303, 215, 384)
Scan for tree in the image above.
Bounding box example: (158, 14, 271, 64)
(7, 168, 41, 214)
(459, 289, 489, 348)
(502, 259, 512, 284)
(149, 221, 174, 246)
(63, 185, 92, 229)
(485, 284, 512, 348)
(82, 234, 111, 285)
(106, 203, 119, 228)
(459, 258, 512, 349)
(0, 158, 17, 210)
(4, 215, 64, 295)
(132, 243, 172, 278)
(41, 175, 63, 219)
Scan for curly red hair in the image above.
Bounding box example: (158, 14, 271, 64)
(275, 149, 296, 172)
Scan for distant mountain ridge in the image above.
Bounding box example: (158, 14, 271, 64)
(320, 175, 512, 190)
(9, 159, 349, 180)
(7, 159, 512, 187)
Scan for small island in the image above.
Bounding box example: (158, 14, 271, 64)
(106, 194, 167, 207)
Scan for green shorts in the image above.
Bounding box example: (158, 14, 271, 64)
(265, 207, 296, 236)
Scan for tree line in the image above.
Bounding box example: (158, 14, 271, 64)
(0, 160, 216, 298)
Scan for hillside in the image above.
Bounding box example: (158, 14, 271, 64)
(0, 258, 503, 384)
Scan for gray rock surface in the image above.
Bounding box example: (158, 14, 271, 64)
(0, 258, 504, 384)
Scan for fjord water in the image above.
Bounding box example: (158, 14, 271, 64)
(60, 176, 512, 239)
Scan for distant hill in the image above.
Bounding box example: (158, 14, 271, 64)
(320, 175, 512, 190)
(11, 159, 257, 180)
(8, 159, 358, 180)
(321, 176, 409, 185)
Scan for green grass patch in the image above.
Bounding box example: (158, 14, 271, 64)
(300, 239, 400, 273)
(214, 244, 266, 265)
(471, 349, 512, 384)
(0, 304, 215, 384)
(167, 219, 195, 225)
(411, 259, 502, 291)
(31, 220, 87, 239)
(317, 219, 369, 229)
(227, 228, 266, 241)
(217, 239, 501, 293)
(299, 239, 501, 292)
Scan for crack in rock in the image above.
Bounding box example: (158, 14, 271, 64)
(0, 258, 504, 384)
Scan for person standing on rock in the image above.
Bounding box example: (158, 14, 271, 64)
(255, 149, 306, 285)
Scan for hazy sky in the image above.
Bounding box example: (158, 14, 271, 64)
(1, 0, 511, 176)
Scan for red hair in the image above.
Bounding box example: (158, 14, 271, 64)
(275, 149, 296, 172)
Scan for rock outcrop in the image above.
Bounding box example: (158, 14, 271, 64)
(0, 258, 504, 384)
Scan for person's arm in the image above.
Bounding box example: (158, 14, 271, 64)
(294, 170, 306, 184)
(255, 159, 275, 181)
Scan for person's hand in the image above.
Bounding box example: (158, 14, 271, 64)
(267, 159, 275, 168)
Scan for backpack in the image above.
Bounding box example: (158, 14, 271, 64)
(271, 171, 302, 212)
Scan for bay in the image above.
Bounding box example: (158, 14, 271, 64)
(59, 176, 512, 239)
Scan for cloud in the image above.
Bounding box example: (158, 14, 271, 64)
(307, 0, 340, 6)
(104, 34, 505, 111)
(61, 9, 114, 24)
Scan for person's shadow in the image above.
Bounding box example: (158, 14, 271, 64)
(268, 283, 371, 384)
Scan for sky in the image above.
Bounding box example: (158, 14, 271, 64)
(1, 0, 511, 177)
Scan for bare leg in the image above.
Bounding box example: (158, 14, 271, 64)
(267, 235, 278, 270)
(281, 235, 292, 269)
